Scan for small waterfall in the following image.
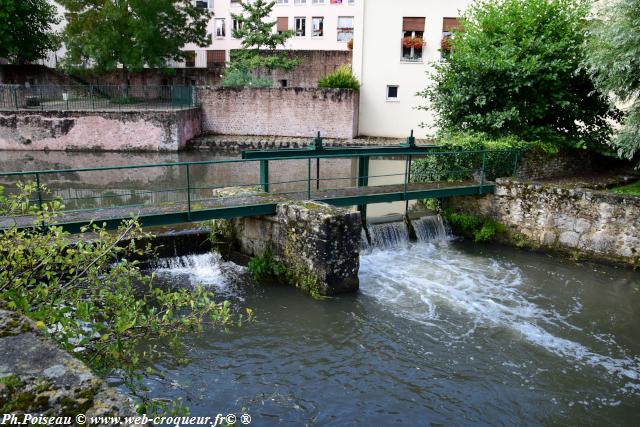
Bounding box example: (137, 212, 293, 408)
(411, 215, 449, 243)
(153, 252, 243, 291)
(367, 222, 410, 249)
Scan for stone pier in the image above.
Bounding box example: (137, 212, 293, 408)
(229, 201, 362, 297)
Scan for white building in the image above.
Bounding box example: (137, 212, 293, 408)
(181, 0, 356, 68)
(352, 0, 472, 139)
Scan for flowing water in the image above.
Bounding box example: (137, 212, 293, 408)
(144, 217, 640, 426)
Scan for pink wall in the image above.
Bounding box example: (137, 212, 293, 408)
(0, 109, 201, 152)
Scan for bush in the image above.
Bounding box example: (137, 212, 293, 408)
(220, 66, 273, 88)
(317, 65, 360, 90)
(411, 132, 557, 183)
(0, 183, 251, 412)
(443, 209, 505, 242)
(247, 250, 287, 281)
(420, 0, 616, 151)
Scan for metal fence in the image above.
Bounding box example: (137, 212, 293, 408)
(0, 85, 196, 111)
(0, 142, 521, 232)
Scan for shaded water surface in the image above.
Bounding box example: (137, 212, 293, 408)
(148, 227, 640, 426)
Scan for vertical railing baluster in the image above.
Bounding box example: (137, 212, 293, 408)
(480, 151, 487, 193)
(357, 156, 369, 222)
(512, 150, 520, 177)
(404, 154, 412, 214)
(260, 160, 269, 192)
(307, 158, 312, 199)
(186, 164, 192, 221)
(35, 173, 45, 228)
(316, 157, 320, 190)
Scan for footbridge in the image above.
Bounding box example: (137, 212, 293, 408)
(0, 136, 520, 233)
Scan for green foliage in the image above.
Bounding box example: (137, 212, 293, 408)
(421, 0, 617, 151)
(0, 0, 60, 63)
(317, 65, 361, 90)
(443, 209, 504, 242)
(611, 180, 640, 196)
(247, 250, 286, 282)
(411, 132, 543, 183)
(0, 183, 252, 412)
(220, 65, 273, 88)
(585, 0, 640, 166)
(223, 0, 300, 86)
(56, 0, 211, 82)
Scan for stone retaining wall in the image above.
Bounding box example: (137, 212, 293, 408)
(198, 87, 359, 139)
(0, 108, 201, 151)
(447, 179, 640, 265)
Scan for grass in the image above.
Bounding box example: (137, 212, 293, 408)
(611, 181, 640, 196)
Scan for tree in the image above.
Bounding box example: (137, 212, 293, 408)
(56, 0, 212, 84)
(0, 0, 60, 63)
(420, 0, 617, 151)
(585, 0, 640, 165)
(222, 0, 299, 87)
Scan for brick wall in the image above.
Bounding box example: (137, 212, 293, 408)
(198, 87, 359, 139)
(0, 108, 201, 152)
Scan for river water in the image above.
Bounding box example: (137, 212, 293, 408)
(149, 220, 640, 426)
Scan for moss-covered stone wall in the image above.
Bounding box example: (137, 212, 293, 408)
(447, 178, 640, 266)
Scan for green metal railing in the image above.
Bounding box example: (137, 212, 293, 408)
(0, 85, 196, 111)
(0, 136, 521, 231)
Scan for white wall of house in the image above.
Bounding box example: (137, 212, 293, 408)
(182, 0, 357, 66)
(352, 0, 474, 139)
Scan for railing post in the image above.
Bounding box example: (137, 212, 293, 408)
(11, 86, 18, 109)
(404, 154, 412, 214)
(260, 160, 269, 192)
(480, 151, 487, 193)
(357, 156, 369, 221)
(35, 173, 45, 228)
(307, 158, 312, 200)
(90, 85, 95, 110)
(316, 158, 320, 190)
(512, 150, 520, 178)
(186, 164, 192, 221)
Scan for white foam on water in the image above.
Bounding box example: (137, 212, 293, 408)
(359, 242, 640, 384)
(153, 252, 244, 294)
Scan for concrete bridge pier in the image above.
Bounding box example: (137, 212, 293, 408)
(228, 201, 361, 297)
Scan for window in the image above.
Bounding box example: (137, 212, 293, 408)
(348, 0, 355, 4)
(194, 0, 213, 9)
(312, 0, 326, 4)
(207, 50, 226, 67)
(295, 17, 306, 37)
(386, 85, 399, 101)
(280, 79, 288, 88)
(276, 0, 289, 4)
(232, 18, 243, 37)
(312, 17, 324, 37)
(337, 16, 353, 41)
(215, 18, 226, 38)
(294, 0, 307, 4)
(441, 17, 461, 54)
(401, 17, 425, 62)
(184, 51, 196, 68)
(277, 17, 289, 34)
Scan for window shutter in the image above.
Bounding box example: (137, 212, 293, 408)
(277, 17, 289, 32)
(443, 17, 461, 32)
(207, 50, 226, 65)
(402, 17, 425, 32)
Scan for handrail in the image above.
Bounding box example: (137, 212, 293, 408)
(0, 148, 522, 177)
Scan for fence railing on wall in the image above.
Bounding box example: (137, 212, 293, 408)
(0, 85, 197, 111)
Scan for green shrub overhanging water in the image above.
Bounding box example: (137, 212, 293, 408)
(317, 65, 361, 91)
(0, 183, 253, 414)
(411, 132, 558, 183)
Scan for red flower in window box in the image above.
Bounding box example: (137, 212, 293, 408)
(441, 36, 452, 52)
(412, 37, 424, 49)
(402, 36, 424, 49)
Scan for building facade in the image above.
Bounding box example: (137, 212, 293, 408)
(180, 0, 356, 68)
(352, 0, 472, 139)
